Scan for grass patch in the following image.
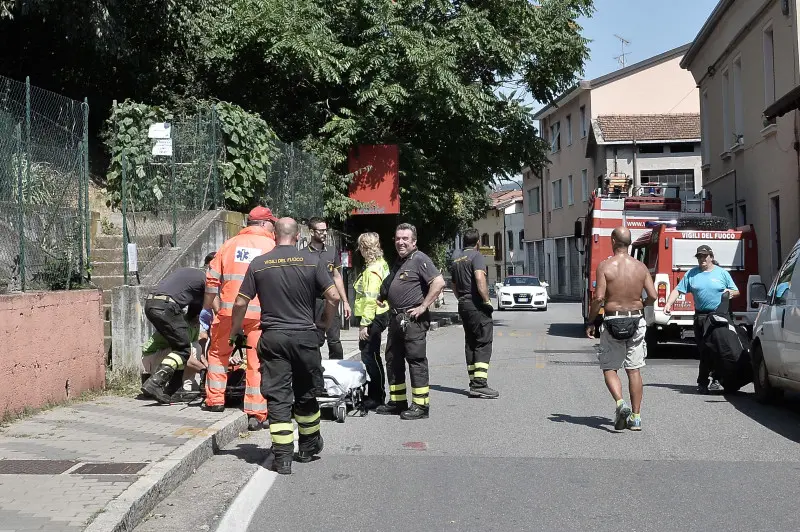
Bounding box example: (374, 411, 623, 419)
(0, 366, 143, 427)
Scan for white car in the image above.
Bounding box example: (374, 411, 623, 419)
(496, 276, 549, 311)
(750, 238, 800, 403)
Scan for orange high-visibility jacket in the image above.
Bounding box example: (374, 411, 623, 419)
(206, 226, 276, 320)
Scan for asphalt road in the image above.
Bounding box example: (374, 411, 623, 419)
(136, 303, 800, 532)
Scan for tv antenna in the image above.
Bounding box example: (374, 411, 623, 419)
(613, 34, 631, 69)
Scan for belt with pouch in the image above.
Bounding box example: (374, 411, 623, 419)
(147, 294, 178, 304)
(604, 309, 643, 318)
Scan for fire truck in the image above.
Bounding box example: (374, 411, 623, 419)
(631, 222, 762, 346)
(575, 175, 761, 344)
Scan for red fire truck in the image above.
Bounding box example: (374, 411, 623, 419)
(631, 222, 762, 346)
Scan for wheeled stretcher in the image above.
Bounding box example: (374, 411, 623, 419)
(318, 359, 368, 422)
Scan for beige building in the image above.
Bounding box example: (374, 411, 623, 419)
(682, 0, 800, 280)
(523, 44, 701, 298)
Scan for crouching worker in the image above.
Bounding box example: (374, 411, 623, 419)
(141, 330, 205, 402)
(140, 253, 215, 404)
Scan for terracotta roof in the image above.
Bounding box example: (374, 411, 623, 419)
(490, 189, 522, 208)
(594, 114, 700, 142)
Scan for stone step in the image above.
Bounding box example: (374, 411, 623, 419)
(104, 336, 112, 357)
(102, 289, 112, 304)
(95, 235, 123, 249)
(103, 320, 111, 337)
(91, 247, 123, 262)
(92, 261, 126, 277)
(92, 275, 126, 291)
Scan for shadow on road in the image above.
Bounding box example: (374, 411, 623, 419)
(547, 323, 586, 339)
(645, 383, 699, 395)
(726, 392, 800, 444)
(648, 342, 699, 360)
(548, 413, 620, 434)
(216, 443, 273, 467)
(430, 384, 471, 397)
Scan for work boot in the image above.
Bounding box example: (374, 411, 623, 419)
(170, 389, 200, 403)
(202, 403, 225, 413)
(294, 436, 324, 463)
(247, 416, 264, 431)
(400, 404, 429, 420)
(272, 455, 293, 475)
(375, 402, 407, 415)
(469, 384, 500, 399)
(140, 364, 175, 404)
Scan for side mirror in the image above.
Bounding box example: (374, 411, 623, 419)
(574, 220, 583, 240)
(750, 282, 769, 306)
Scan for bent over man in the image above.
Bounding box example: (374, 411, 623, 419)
(204, 206, 276, 430)
(586, 227, 657, 432)
(450, 228, 498, 398)
(141, 255, 214, 403)
(376, 223, 446, 420)
(232, 217, 341, 475)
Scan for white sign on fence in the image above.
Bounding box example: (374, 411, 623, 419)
(127, 243, 139, 273)
(152, 138, 173, 157)
(148, 122, 172, 139)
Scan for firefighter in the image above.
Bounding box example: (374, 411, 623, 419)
(450, 228, 498, 398)
(232, 217, 340, 475)
(375, 223, 446, 420)
(304, 217, 351, 359)
(140, 254, 215, 404)
(353, 232, 391, 409)
(203, 206, 276, 430)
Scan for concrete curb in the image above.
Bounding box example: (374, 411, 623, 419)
(85, 409, 248, 532)
(344, 312, 461, 360)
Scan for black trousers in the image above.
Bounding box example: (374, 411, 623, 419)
(144, 299, 191, 361)
(385, 310, 430, 408)
(258, 329, 323, 459)
(358, 312, 389, 402)
(315, 299, 343, 359)
(457, 298, 494, 387)
(694, 313, 714, 385)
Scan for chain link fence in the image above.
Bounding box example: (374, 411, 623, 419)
(0, 75, 89, 292)
(261, 139, 325, 222)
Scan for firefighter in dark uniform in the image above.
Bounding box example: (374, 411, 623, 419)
(141, 253, 215, 404)
(450, 228, 499, 398)
(231, 217, 341, 475)
(376, 223, 446, 420)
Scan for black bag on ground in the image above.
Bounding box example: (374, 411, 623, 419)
(605, 317, 640, 341)
(702, 296, 753, 392)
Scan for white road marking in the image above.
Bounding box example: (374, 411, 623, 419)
(215, 427, 299, 532)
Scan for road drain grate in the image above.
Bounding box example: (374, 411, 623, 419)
(0, 460, 77, 475)
(549, 360, 600, 366)
(71, 463, 148, 475)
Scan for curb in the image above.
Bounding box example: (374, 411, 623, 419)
(85, 409, 248, 532)
(344, 312, 460, 360)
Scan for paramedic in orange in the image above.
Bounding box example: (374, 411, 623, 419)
(203, 206, 277, 431)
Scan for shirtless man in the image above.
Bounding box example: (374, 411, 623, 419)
(586, 227, 657, 431)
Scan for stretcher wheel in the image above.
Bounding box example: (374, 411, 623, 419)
(335, 404, 347, 423)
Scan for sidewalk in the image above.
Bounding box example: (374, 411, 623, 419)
(0, 293, 460, 532)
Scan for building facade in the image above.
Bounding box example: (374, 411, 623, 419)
(682, 0, 800, 280)
(523, 44, 701, 298)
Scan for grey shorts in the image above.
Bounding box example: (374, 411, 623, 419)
(598, 316, 647, 371)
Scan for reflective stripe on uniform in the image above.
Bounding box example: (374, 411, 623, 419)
(222, 273, 246, 282)
(295, 410, 321, 435)
(389, 383, 407, 402)
(245, 386, 262, 396)
(467, 364, 475, 376)
(162, 352, 185, 370)
(474, 362, 489, 379)
(207, 268, 221, 280)
(412, 385, 430, 406)
(206, 379, 226, 390)
(219, 301, 262, 313)
(205, 287, 219, 295)
(270, 422, 294, 445)
(244, 401, 268, 412)
(208, 365, 227, 374)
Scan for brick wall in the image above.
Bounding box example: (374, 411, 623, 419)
(0, 290, 105, 417)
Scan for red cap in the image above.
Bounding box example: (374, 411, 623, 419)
(248, 206, 278, 222)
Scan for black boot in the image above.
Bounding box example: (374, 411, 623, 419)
(294, 435, 324, 463)
(400, 403, 429, 420)
(469, 383, 499, 399)
(375, 402, 407, 415)
(170, 389, 200, 403)
(247, 416, 264, 431)
(272, 455, 293, 475)
(140, 364, 175, 404)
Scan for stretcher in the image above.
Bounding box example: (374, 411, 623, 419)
(318, 359, 368, 423)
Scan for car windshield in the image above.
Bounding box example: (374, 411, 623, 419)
(504, 276, 541, 287)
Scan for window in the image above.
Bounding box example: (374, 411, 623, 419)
(769, 245, 799, 305)
(581, 169, 589, 201)
(722, 68, 731, 150)
(640, 169, 695, 192)
(495, 265, 502, 282)
(726, 206, 735, 226)
(552, 179, 563, 209)
(764, 24, 776, 122)
(507, 230, 514, 251)
(528, 187, 541, 214)
(494, 232, 502, 262)
(738, 203, 747, 226)
(733, 57, 744, 144)
(668, 143, 695, 153)
(580, 105, 587, 137)
(481, 233, 489, 247)
(771, 195, 782, 275)
(701, 90, 711, 163)
(519, 231, 524, 249)
(638, 144, 664, 154)
(567, 175, 574, 205)
(566, 115, 572, 146)
(550, 121, 561, 152)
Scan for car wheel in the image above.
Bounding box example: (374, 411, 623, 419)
(752, 343, 783, 404)
(541, 305, 548, 312)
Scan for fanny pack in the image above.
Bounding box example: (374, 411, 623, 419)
(604, 317, 640, 341)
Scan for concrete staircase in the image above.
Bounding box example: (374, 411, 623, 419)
(91, 235, 125, 358)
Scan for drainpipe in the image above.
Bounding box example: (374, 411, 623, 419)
(632, 138, 638, 190)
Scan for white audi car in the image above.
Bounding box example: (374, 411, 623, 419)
(496, 275, 549, 311)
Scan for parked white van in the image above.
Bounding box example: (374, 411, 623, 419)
(749, 238, 800, 403)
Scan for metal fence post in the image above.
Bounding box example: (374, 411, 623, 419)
(83, 97, 91, 272)
(122, 150, 129, 285)
(211, 104, 219, 209)
(16, 123, 25, 291)
(78, 140, 84, 279)
(171, 120, 177, 247)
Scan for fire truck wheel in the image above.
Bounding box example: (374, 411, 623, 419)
(752, 344, 783, 404)
(645, 328, 660, 354)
